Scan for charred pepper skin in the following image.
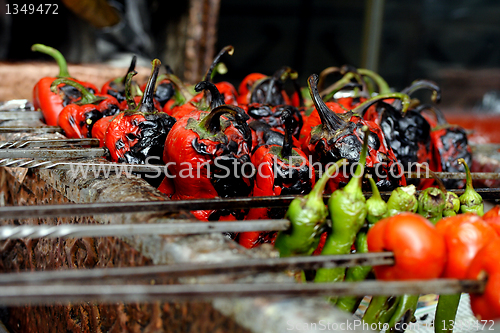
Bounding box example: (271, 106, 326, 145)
(31, 43, 99, 126)
(306, 74, 408, 192)
(274, 159, 345, 257)
(313, 126, 370, 302)
(162, 81, 253, 221)
(104, 59, 176, 164)
(238, 108, 315, 249)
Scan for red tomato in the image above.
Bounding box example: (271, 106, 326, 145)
(483, 205, 500, 220)
(367, 212, 446, 280)
(466, 239, 500, 320)
(436, 213, 498, 279)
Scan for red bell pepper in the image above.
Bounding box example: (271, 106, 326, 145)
(367, 212, 446, 280)
(305, 74, 408, 192)
(51, 78, 120, 139)
(238, 107, 315, 248)
(237, 66, 298, 106)
(104, 59, 176, 164)
(162, 81, 253, 221)
(101, 55, 142, 103)
(466, 239, 500, 320)
(436, 213, 498, 279)
(31, 43, 99, 126)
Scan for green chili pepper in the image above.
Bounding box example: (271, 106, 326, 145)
(363, 295, 400, 328)
(443, 192, 460, 217)
(388, 294, 419, 330)
(458, 158, 484, 216)
(417, 187, 446, 224)
(434, 293, 461, 333)
(313, 126, 370, 301)
(366, 176, 388, 226)
(336, 176, 387, 312)
(274, 159, 346, 257)
(384, 184, 418, 217)
(417, 163, 460, 219)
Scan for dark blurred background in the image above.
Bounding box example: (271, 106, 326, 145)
(1, 0, 500, 109)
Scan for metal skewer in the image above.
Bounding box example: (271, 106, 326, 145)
(0, 252, 394, 285)
(0, 219, 291, 240)
(0, 126, 63, 133)
(0, 158, 164, 173)
(0, 279, 484, 306)
(0, 138, 99, 149)
(2, 188, 500, 219)
(0, 111, 43, 121)
(0, 147, 107, 159)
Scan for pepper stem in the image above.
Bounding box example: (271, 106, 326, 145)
(122, 55, 137, 83)
(308, 74, 346, 133)
(458, 158, 473, 190)
(136, 59, 161, 114)
(320, 72, 361, 102)
(32, 44, 71, 78)
(351, 92, 411, 116)
(164, 73, 193, 105)
(344, 125, 370, 194)
(265, 66, 298, 105)
(280, 107, 295, 159)
(358, 68, 391, 94)
(50, 78, 105, 105)
(198, 104, 250, 136)
(416, 163, 447, 193)
(317, 66, 341, 92)
(309, 159, 347, 200)
(202, 45, 234, 82)
(124, 70, 138, 110)
(400, 79, 441, 104)
(194, 81, 225, 110)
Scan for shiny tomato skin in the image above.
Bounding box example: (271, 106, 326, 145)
(483, 205, 500, 220)
(483, 216, 500, 236)
(436, 213, 498, 279)
(466, 239, 500, 321)
(367, 212, 446, 280)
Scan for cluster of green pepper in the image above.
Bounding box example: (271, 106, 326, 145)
(274, 120, 484, 331)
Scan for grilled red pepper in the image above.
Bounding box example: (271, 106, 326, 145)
(101, 55, 142, 104)
(416, 104, 472, 189)
(238, 107, 315, 248)
(104, 59, 176, 164)
(305, 74, 408, 191)
(162, 81, 253, 221)
(237, 66, 299, 106)
(31, 43, 99, 126)
(51, 78, 119, 139)
(466, 238, 500, 321)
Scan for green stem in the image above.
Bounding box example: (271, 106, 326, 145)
(310, 159, 347, 201)
(124, 70, 138, 110)
(32, 44, 71, 78)
(202, 45, 234, 82)
(458, 158, 484, 216)
(358, 68, 391, 94)
(50, 78, 104, 105)
(351, 92, 411, 116)
(343, 125, 369, 195)
(317, 66, 341, 92)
